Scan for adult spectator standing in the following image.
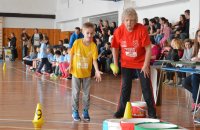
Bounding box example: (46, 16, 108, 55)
(111, 7, 157, 118)
(97, 19, 104, 33)
(110, 22, 117, 35)
(179, 9, 190, 40)
(68, 27, 84, 49)
(21, 29, 30, 58)
(9, 32, 17, 61)
(31, 28, 43, 47)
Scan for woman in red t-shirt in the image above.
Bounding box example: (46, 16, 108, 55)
(111, 8, 157, 119)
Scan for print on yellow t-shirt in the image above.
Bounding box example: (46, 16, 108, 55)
(77, 56, 89, 69)
(70, 39, 98, 78)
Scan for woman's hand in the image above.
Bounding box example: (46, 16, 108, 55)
(141, 65, 150, 78)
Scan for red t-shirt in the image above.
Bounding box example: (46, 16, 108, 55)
(111, 23, 151, 69)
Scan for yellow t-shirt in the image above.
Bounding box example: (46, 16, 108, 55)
(70, 39, 98, 78)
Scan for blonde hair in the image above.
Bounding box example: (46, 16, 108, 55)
(82, 22, 94, 30)
(122, 8, 138, 22)
(171, 38, 182, 49)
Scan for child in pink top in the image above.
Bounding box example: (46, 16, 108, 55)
(160, 21, 172, 48)
(151, 44, 161, 65)
(59, 48, 70, 78)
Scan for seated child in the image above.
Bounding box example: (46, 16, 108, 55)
(30, 46, 41, 71)
(53, 50, 64, 77)
(23, 46, 37, 67)
(164, 38, 183, 85)
(59, 47, 70, 79)
(181, 39, 193, 61)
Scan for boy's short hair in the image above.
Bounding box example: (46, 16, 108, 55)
(63, 47, 68, 51)
(36, 46, 40, 49)
(55, 50, 61, 55)
(75, 27, 81, 31)
(106, 42, 111, 46)
(82, 22, 95, 30)
(185, 9, 190, 15)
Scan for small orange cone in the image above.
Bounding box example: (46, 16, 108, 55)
(32, 103, 44, 128)
(123, 102, 132, 119)
(3, 62, 6, 71)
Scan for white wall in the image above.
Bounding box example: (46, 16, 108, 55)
(56, 19, 80, 31)
(0, 0, 56, 28)
(136, 0, 190, 24)
(0, 0, 56, 14)
(134, 0, 182, 9)
(189, 0, 200, 38)
(56, 0, 194, 32)
(3, 17, 55, 29)
(56, 0, 123, 31)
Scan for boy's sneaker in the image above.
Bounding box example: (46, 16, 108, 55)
(50, 74, 58, 79)
(82, 109, 90, 121)
(67, 75, 72, 80)
(163, 79, 170, 84)
(194, 118, 200, 123)
(166, 80, 174, 85)
(35, 71, 42, 76)
(72, 110, 81, 121)
(43, 72, 50, 76)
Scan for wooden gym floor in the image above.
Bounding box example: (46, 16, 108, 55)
(0, 61, 200, 130)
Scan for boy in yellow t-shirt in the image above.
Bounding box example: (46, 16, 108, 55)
(68, 22, 102, 121)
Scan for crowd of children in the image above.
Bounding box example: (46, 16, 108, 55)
(23, 35, 71, 80)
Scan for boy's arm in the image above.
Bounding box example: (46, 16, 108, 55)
(93, 60, 100, 72)
(67, 54, 74, 73)
(93, 60, 103, 82)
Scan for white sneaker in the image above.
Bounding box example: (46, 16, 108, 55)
(163, 79, 170, 84)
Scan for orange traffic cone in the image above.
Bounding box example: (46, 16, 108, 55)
(123, 102, 132, 119)
(3, 62, 6, 71)
(32, 103, 44, 128)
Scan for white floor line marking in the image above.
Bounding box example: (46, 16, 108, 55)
(47, 120, 101, 125)
(0, 118, 32, 122)
(9, 66, 118, 106)
(0, 126, 55, 130)
(0, 81, 35, 82)
(0, 118, 101, 125)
